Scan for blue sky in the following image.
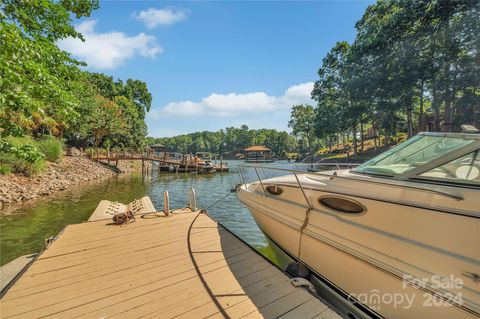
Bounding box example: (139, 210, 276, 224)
(59, 1, 373, 137)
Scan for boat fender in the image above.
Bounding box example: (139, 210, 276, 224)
(290, 277, 316, 294)
(286, 261, 310, 278)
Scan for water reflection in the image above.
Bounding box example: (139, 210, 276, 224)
(0, 161, 292, 268)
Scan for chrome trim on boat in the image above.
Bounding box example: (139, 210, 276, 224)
(254, 167, 268, 197)
(294, 172, 312, 209)
(239, 165, 466, 201)
(417, 132, 480, 140)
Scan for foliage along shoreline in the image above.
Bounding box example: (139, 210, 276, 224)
(1, 1, 153, 176)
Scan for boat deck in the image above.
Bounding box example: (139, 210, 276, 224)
(0, 211, 339, 319)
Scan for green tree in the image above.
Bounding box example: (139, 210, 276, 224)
(289, 105, 316, 161)
(0, 0, 99, 136)
(312, 42, 356, 151)
(353, 0, 479, 134)
(88, 96, 124, 148)
(311, 0, 479, 154)
(81, 73, 153, 148)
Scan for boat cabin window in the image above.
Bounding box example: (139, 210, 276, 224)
(417, 151, 480, 185)
(353, 135, 476, 177)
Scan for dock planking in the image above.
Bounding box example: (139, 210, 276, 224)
(0, 210, 340, 319)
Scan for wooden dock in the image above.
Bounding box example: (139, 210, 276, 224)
(0, 211, 340, 319)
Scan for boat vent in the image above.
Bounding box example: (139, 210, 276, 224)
(318, 196, 366, 214)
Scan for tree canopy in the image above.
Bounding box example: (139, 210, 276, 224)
(0, 0, 153, 150)
(0, 0, 98, 136)
(311, 0, 480, 150)
(289, 105, 316, 156)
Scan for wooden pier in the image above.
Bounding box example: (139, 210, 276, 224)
(0, 210, 339, 319)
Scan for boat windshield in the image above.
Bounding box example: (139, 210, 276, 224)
(353, 134, 476, 177)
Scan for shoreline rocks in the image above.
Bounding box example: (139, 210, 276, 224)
(0, 157, 141, 208)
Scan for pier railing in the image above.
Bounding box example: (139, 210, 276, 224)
(238, 163, 359, 185)
(238, 163, 358, 202)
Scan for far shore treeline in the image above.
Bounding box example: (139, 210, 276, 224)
(146, 125, 298, 157)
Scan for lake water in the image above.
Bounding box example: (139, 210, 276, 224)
(0, 160, 293, 268)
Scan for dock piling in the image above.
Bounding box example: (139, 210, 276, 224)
(188, 187, 197, 211)
(163, 190, 170, 216)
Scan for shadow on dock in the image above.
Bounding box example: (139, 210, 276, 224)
(186, 213, 340, 319)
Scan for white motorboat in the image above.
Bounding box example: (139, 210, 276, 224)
(237, 132, 480, 319)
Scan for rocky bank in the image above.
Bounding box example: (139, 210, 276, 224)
(0, 157, 141, 207)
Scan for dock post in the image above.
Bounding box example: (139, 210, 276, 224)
(188, 187, 197, 211)
(163, 190, 169, 216)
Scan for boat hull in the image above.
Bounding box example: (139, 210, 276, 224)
(237, 180, 480, 319)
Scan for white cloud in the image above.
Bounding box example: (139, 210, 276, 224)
(161, 82, 315, 117)
(58, 20, 163, 69)
(147, 108, 162, 120)
(134, 8, 188, 29)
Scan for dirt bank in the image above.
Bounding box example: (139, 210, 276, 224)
(0, 157, 141, 207)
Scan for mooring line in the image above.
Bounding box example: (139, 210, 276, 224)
(203, 190, 235, 211)
(186, 209, 230, 318)
(183, 187, 237, 318)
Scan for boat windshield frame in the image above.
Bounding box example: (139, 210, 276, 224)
(351, 132, 480, 186)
